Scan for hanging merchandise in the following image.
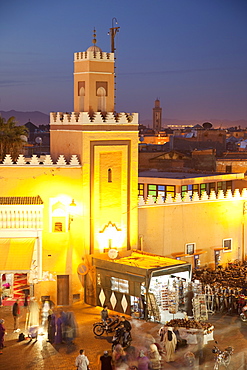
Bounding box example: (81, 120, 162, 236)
(193, 294, 208, 321)
(161, 285, 169, 311)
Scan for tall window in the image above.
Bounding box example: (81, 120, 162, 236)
(79, 86, 85, 111)
(217, 181, 228, 194)
(200, 183, 207, 196)
(138, 183, 144, 197)
(97, 87, 106, 112)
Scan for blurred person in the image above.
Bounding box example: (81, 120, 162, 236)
(27, 297, 40, 327)
(137, 350, 150, 370)
(66, 311, 77, 344)
(55, 311, 64, 344)
(125, 346, 138, 370)
(0, 287, 3, 307)
(148, 344, 161, 370)
(75, 349, 89, 370)
(163, 327, 177, 363)
(47, 309, 56, 343)
(12, 299, 20, 332)
(0, 319, 6, 350)
(41, 299, 50, 326)
(185, 284, 194, 318)
(99, 350, 113, 370)
(112, 344, 127, 369)
(28, 325, 38, 343)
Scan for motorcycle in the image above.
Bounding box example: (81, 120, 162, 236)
(112, 326, 132, 350)
(93, 315, 121, 336)
(212, 341, 234, 370)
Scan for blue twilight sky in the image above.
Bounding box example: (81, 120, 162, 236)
(0, 0, 247, 122)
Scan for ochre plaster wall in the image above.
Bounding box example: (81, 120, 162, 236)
(138, 199, 246, 267)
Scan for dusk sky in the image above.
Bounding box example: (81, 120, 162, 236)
(0, 0, 247, 123)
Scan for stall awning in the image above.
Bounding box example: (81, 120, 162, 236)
(0, 238, 35, 272)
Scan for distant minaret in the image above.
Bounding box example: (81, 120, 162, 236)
(153, 99, 162, 132)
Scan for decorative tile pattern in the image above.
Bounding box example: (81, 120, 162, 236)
(99, 288, 106, 307)
(110, 292, 117, 309)
(121, 294, 128, 313)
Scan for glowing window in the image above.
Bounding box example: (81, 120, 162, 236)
(111, 277, 129, 293)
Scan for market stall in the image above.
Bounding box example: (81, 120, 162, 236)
(164, 318, 214, 346)
(84, 249, 192, 322)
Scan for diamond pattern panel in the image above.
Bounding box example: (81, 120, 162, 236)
(121, 294, 128, 313)
(99, 288, 106, 306)
(110, 292, 117, 309)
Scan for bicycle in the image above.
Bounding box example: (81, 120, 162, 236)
(212, 341, 234, 369)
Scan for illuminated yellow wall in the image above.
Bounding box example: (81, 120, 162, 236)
(0, 165, 85, 301)
(138, 198, 247, 268)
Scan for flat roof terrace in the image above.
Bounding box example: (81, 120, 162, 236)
(138, 170, 244, 185)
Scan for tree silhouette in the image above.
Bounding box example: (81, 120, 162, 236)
(0, 116, 28, 161)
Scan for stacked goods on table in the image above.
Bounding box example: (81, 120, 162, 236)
(165, 318, 214, 333)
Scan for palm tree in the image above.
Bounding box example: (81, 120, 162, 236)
(0, 116, 28, 161)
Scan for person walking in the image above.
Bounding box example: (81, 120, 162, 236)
(163, 327, 177, 363)
(99, 351, 113, 370)
(27, 297, 40, 327)
(148, 344, 161, 370)
(47, 309, 56, 343)
(75, 349, 89, 370)
(0, 319, 6, 351)
(137, 350, 150, 370)
(12, 299, 20, 332)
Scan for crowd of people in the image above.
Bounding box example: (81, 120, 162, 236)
(96, 326, 182, 370)
(0, 295, 78, 353)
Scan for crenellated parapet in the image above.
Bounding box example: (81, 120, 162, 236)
(0, 154, 81, 166)
(50, 111, 138, 125)
(74, 51, 114, 61)
(138, 188, 247, 206)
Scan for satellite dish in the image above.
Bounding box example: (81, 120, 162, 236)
(35, 137, 42, 144)
(20, 135, 28, 142)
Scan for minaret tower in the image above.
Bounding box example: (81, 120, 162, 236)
(50, 30, 139, 255)
(153, 98, 162, 132)
(74, 29, 115, 113)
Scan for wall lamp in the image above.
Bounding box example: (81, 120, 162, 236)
(68, 199, 77, 230)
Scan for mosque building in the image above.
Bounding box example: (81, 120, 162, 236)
(1, 30, 247, 319)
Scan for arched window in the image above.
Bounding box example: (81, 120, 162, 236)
(97, 87, 106, 112)
(108, 168, 112, 183)
(79, 86, 85, 111)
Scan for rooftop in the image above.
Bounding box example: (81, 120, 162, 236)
(138, 170, 244, 181)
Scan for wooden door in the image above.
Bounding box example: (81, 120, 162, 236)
(57, 275, 69, 306)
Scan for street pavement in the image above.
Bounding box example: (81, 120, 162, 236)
(0, 302, 247, 369)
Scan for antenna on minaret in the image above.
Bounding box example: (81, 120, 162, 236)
(108, 18, 120, 112)
(92, 28, 97, 46)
